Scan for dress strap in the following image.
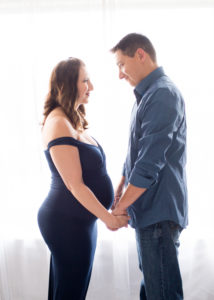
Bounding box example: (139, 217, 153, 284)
(47, 137, 79, 150)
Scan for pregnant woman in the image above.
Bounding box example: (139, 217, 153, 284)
(37, 57, 129, 300)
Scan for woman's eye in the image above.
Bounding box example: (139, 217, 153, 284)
(83, 78, 89, 82)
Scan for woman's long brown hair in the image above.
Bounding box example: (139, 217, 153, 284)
(42, 57, 88, 130)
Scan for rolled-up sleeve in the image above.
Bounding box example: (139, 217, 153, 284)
(129, 88, 183, 189)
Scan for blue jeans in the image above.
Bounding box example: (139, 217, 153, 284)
(135, 221, 183, 300)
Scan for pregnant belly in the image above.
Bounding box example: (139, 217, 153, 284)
(84, 174, 114, 210)
(41, 174, 114, 220)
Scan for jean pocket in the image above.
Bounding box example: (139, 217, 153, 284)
(168, 221, 183, 233)
(137, 223, 163, 241)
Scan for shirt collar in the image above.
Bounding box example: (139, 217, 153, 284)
(134, 66, 165, 105)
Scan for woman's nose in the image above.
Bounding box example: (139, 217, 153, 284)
(89, 81, 94, 91)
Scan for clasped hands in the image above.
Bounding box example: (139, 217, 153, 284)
(107, 195, 130, 232)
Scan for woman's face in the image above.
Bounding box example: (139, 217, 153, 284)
(76, 65, 93, 108)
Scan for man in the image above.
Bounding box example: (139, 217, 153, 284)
(111, 33, 188, 300)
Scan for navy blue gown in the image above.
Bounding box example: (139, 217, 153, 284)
(37, 137, 114, 300)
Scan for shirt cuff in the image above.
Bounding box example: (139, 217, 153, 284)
(129, 169, 157, 189)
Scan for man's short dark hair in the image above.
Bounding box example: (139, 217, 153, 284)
(111, 33, 156, 63)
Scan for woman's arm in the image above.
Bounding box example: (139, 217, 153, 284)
(50, 145, 129, 229)
(43, 115, 129, 229)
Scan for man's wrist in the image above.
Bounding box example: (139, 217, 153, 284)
(120, 176, 126, 185)
(116, 201, 127, 212)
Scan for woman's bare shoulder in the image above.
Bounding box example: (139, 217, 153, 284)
(42, 110, 77, 148)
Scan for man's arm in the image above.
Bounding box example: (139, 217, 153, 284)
(113, 88, 183, 216)
(111, 175, 125, 210)
(112, 183, 146, 216)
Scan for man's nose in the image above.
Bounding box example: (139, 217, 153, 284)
(119, 70, 125, 80)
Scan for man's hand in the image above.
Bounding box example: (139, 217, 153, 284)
(106, 208, 130, 231)
(111, 204, 129, 229)
(112, 205, 128, 217)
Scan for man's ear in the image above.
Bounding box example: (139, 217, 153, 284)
(136, 48, 146, 62)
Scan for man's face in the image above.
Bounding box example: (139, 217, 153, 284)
(115, 50, 143, 87)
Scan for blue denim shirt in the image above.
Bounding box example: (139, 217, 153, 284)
(123, 67, 188, 229)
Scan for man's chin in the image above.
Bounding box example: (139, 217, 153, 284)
(128, 80, 136, 87)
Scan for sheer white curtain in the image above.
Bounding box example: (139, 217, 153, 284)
(0, 1, 214, 299)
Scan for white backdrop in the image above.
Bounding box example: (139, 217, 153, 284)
(0, 1, 214, 299)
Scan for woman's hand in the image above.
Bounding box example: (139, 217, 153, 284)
(106, 213, 130, 231)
